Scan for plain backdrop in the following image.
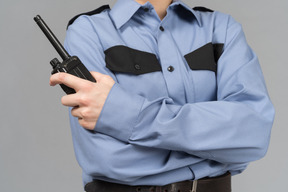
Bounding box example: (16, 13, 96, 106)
(0, 0, 287, 191)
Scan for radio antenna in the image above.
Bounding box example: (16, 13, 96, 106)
(34, 15, 70, 61)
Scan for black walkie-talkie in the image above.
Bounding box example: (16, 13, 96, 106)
(34, 15, 96, 94)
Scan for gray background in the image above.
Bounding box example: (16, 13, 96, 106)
(0, 0, 287, 191)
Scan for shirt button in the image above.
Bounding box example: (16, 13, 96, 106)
(134, 64, 141, 70)
(159, 26, 165, 32)
(167, 66, 174, 72)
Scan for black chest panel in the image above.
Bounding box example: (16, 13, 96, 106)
(184, 43, 224, 73)
(104, 44, 223, 75)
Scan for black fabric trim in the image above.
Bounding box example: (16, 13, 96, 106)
(104, 46, 162, 75)
(184, 43, 224, 73)
(67, 5, 110, 29)
(213, 43, 224, 62)
(193, 6, 214, 12)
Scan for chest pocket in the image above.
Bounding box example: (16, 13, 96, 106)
(104, 45, 162, 75)
(104, 45, 168, 100)
(184, 42, 224, 102)
(184, 42, 223, 73)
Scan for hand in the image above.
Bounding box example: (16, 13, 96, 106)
(49, 72, 115, 130)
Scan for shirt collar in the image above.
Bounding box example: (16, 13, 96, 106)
(110, 0, 202, 29)
(171, 0, 202, 26)
(109, 0, 142, 29)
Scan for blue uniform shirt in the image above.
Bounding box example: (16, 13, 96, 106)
(64, 0, 275, 186)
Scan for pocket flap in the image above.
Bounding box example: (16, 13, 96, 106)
(184, 43, 223, 73)
(104, 45, 162, 75)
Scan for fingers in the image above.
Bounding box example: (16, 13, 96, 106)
(50, 72, 90, 92)
(90, 71, 115, 86)
(71, 106, 97, 130)
(50, 72, 115, 91)
(71, 106, 81, 118)
(50, 71, 114, 131)
(77, 118, 96, 130)
(61, 94, 79, 107)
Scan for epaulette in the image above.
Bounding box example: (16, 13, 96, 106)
(193, 6, 214, 12)
(67, 4, 110, 29)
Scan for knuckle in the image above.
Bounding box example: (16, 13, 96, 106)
(97, 74, 107, 82)
(79, 120, 87, 128)
(102, 75, 112, 82)
(80, 110, 88, 119)
(71, 107, 78, 117)
(80, 108, 92, 119)
(78, 95, 90, 106)
(57, 73, 66, 82)
(82, 82, 93, 91)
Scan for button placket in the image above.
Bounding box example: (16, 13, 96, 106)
(157, 20, 187, 104)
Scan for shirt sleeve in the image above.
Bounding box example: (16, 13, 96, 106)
(95, 16, 275, 164)
(64, 16, 116, 79)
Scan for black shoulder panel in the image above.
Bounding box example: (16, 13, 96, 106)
(67, 4, 110, 29)
(193, 6, 214, 12)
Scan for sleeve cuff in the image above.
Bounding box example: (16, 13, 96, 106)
(95, 83, 145, 142)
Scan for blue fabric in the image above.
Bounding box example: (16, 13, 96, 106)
(64, 0, 275, 187)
